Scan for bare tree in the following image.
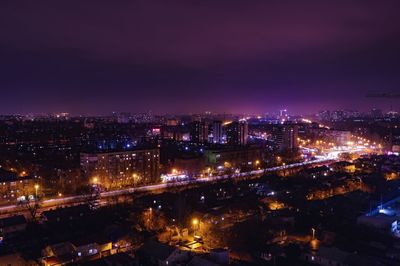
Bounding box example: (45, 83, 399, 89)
(85, 187, 100, 210)
(20, 198, 41, 222)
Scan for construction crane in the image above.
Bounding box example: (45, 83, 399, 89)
(366, 93, 400, 98)
(366, 93, 400, 112)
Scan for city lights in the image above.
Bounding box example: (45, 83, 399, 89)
(0, 2, 399, 263)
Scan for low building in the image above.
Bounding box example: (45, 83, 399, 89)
(0, 168, 36, 202)
(42, 242, 77, 266)
(0, 215, 27, 237)
(136, 240, 190, 266)
(204, 146, 263, 169)
(330, 161, 356, 173)
(79, 252, 137, 266)
(0, 253, 32, 266)
(210, 248, 229, 265)
(173, 156, 205, 177)
(42, 204, 91, 223)
(187, 256, 220, 266)
(357, 214, 398, 234)
(303, 246, 350, 266)
(302, 166, 331, 178)
(72, 235, 113, 260)
(42, 235, 113, 265)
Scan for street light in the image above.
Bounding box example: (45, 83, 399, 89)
(192, 218, 198, 226)
(192, 218, 199, 235)
(34, 184, 39, 198)
(311, 228, 316, 239)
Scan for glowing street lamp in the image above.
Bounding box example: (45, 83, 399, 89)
(311, 228, 316, 239)
(34, 184, 39, 198)
(192, 218, 199, 232)
(192, 218, 198, 226)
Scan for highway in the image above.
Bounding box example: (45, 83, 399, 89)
(0, 157, 335, 217)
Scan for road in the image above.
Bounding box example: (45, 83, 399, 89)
(0, 157, 335, 217)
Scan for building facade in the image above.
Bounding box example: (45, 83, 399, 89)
(190, 121, 209, 143)
(225, 121, 248, 146)
(80, 148, 160, 189)
(272, 125, 299, 151)
(211, 120, 223, 144)
(0, 169, 36, 202)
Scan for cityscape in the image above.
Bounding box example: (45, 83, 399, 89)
(1, 2, 400, 266)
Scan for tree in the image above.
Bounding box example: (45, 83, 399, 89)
(81, 185, 100, 210)
(20, 198, 41, 222)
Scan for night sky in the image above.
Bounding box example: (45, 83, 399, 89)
(1, 1, 400, 115)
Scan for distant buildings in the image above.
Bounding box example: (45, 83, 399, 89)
(80, 147, 160, 189)
(371, 108, 383, 118)
(317, 110, 331, 121)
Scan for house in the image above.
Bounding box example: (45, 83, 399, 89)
(42, 204, 91, 223)
(42, 242, 77, 266)
(0, 215, 27, 237)
(103, 224, 134, 253)
(0, 253, 32, 266)
(330, 161, 356, 173)
(136, 240, 190, 266)
(344, 254, 388, 266)
(76, 252, 137, 266)
(357, 214, 398, 234)
(303, 246, 350, 266)
(0, 168, 36, 202)
(303, 166, 331, 178)
(187, 256, 220, 266)
(71, 235, 113, 261)
(210, 248, 229, 265)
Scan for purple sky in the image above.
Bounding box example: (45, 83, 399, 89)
(1, 1, 400, 115)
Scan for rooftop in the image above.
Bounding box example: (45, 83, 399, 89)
(0, 215, 26, 228)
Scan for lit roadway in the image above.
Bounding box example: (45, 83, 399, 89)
(0, 158, 336, 217)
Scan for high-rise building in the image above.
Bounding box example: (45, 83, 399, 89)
(80, 147, 160, 189)
(331, 110, 345, 121)
(211, 120, 223, 144)
(190, 121, 209, 143)
(371, 108, 383, 118)
(112, 112, 131, 123)
(279, 109, 289, 121)
(317, 110, 331, 121)
(226, 121, 248, 146)
(273, 125, 298, 151)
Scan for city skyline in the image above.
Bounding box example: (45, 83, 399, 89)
(1, 1, 400, 115)
(1, 2, 400, 265)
